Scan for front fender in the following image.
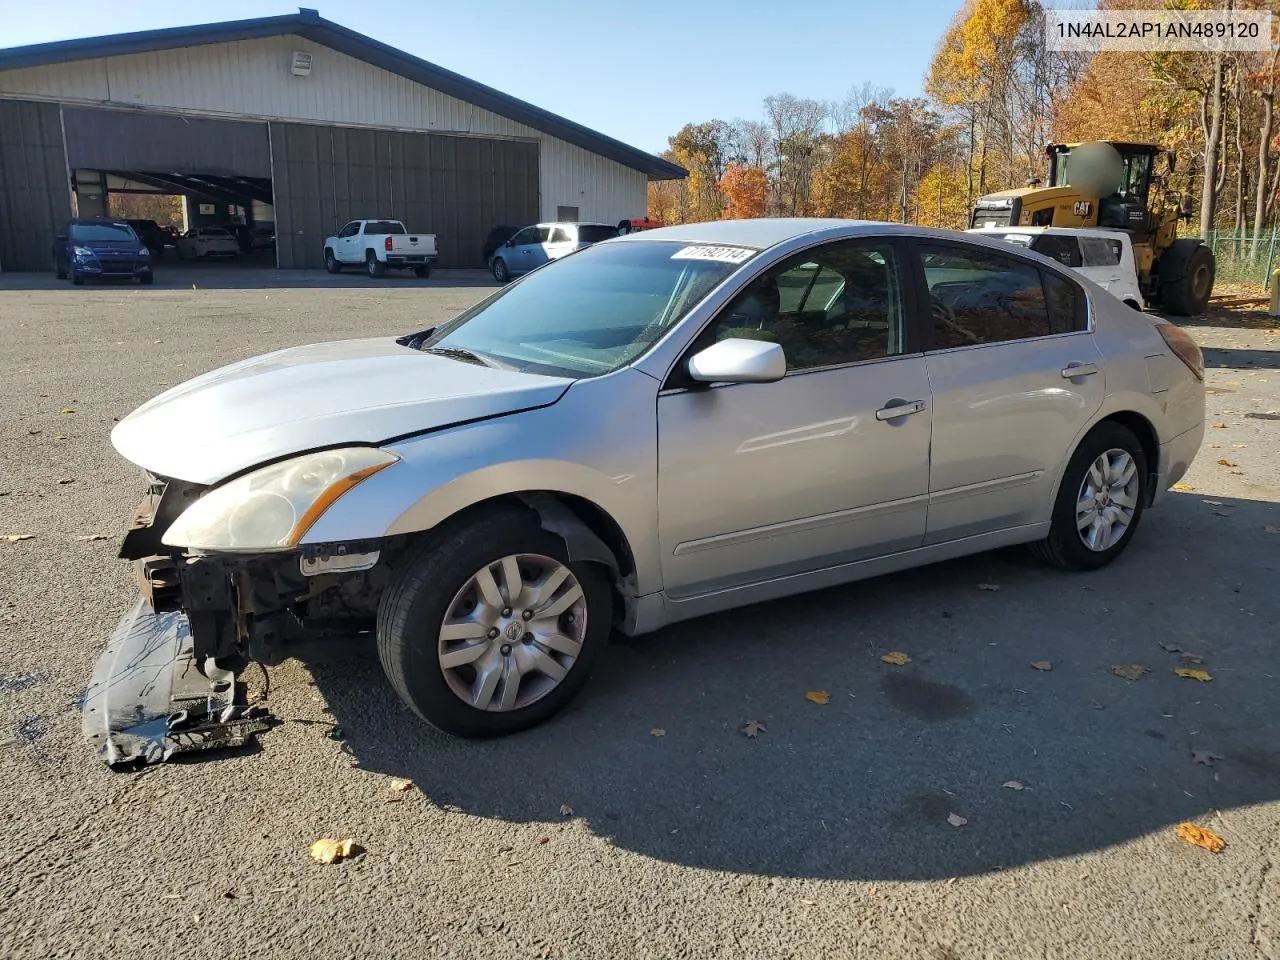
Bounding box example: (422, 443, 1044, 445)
(300, 369, 663, 594)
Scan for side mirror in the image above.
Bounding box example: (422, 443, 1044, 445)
(687, 338, 786, 384)
(505, 238, 516, 247)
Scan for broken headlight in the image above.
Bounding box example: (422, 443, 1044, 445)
(161, 447, 398, 551)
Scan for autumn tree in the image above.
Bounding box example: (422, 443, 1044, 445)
(718, 163, 768, 219)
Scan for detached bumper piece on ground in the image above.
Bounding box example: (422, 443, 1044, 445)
(82, 598, 272, 766)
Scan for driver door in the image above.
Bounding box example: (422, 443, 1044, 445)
(656, 238, 933, 600)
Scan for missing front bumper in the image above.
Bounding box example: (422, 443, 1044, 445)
(82, 597, 272, 766)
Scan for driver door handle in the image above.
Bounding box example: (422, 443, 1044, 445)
(1061, 362, 1099, 378)
(876, 399, 927, 421)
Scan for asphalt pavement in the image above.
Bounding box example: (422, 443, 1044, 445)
(0, 265, 1276, 959)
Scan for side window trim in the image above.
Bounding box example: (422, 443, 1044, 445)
(662, 236, 920, 391)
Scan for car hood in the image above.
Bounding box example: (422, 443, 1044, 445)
(112, 338, 573, 484)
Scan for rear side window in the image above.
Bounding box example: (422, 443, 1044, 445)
(918, 242, 1054, 348)
(548, 227, 573, 243)
(577, 225, 620, 244)
(1043, 270, 1087, 334)
(1029, 234, 1082, 268)
(365, 221, 405, 235)
(1080, 237, 1122, 267)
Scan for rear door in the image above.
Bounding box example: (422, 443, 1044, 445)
(1077, 235, 1133, 300)
(524, 226, 553, 270)
(910, 239, 1104, 544)
(544, 225, 577, 262)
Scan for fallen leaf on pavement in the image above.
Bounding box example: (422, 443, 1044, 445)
(1210, 422, 1227, 428)
(1179, 653, 1205, 665)
(388, 778, 414, 793)
(1216, 459, 1238, 467)
(1159, 642, 1182, 653)
(880, 651, 912, 665)
(2, 534, 35, 542)
(61, 408, 74, 414)
(1175, 668, 1213, 682)
(75, 534, 110, 541)
(804, 690, 830, 705)
(1111, 664, 1149, 681)
(309, 838, 359, 864)
(57, 478, 74, 485)
(740, 720, 766, 738)
(947, 813, 968, 827)
(1191, 750, 1221, 766)
(1030, 660, 1053, 671)
(977, 583, 1001, 591)
(1172, 483, 1195, 491)
(1175, 822, 1226, 854)
(559, 803, 574, 817)
(799, 898, 818, 906)
(650, 727, 666, 737)
(1266, 525, 1280, 534)
(53, 435, 67, 441)
(1002, 780, 1026, 791)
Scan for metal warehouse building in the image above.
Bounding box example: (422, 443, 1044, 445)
(0, 8, 685, 271)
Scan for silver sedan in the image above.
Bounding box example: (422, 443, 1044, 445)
(87, 219, 1206, 762)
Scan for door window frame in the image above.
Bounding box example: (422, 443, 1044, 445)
(662, 236, 927, 392)
(904, 237, 1093, 355)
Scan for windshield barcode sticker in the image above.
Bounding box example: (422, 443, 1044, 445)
(671, 245, 755, 264)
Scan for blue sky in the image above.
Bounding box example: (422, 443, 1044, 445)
(2, 0, 961, 154)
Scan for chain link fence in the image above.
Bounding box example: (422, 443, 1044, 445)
(1200, 229, 1280, 288)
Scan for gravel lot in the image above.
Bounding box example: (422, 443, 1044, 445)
(1, 264, 1277, 959)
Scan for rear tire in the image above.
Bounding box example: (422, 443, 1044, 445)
(377, 506, 612, 738)
(492, 257, 509, 282)
(366, 252, 386, 278)
(1029, 421, 1148, 571)
(1159, 242, 1214, 317)
(413, 264, 431, 279)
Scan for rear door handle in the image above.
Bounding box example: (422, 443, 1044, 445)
(1061, 362, 1099, 378)
(876, 399, 927, 421)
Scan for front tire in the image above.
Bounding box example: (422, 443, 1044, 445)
(71, 272, 84, 286)
(324, 248, 342, 274)
(1160, 243, 1215, 317)
(1029, 421, 1148, 571)
(377, 506, 612, 738)
(139, 273, 154, 285)
(366, 252, 386, 278)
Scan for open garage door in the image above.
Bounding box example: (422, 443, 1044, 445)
(270, 122, 538, 269)
(0, 99, 72, 272)
(62, 107, 271, 179)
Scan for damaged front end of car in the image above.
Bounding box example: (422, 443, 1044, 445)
(83, 469, 397, 766)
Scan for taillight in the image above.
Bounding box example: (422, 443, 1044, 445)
(1154, 322, 1204, 381)
(384, 236, 393, 252)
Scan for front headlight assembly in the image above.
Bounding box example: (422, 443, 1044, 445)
(162, 447, 399, 551)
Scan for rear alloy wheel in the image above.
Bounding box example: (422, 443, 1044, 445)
(492, 257, 509, 282)
(1030, 421, 1147, 571)
(377, 507, 611, 737)
(366, 252, 386, 278)
(324, 248, 341, 274)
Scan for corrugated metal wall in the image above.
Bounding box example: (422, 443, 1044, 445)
(62, 106, 270, 177)
(0, 34, 648, 223)
(271, 121, 538, 269)
(0, 99, 70, 271)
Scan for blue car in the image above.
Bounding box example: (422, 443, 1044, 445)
(53, 219, 153, 285)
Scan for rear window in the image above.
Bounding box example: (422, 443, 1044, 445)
(69, 223, 136, 242)
(365, 221, 406, 235)
(576, 225, 620, 244)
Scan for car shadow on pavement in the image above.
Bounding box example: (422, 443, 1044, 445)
(304, 491, 1280, 882)
(1200, 346, 1280, 370)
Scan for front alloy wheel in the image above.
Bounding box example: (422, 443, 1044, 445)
(377, 506, 611, 737)
(437, 554, 587, 712)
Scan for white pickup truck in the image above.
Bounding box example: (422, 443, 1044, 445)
(323, 219, 437, 278)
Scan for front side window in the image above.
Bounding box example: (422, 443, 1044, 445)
(708, 240, 905, 372)
(919, 242, 1058, 348)
(338, 222, 359, 238)
(509, 227, 539, 246)
(420, 240, 753, 378)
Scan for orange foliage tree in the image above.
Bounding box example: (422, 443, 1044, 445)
(718, 163, 768, 219)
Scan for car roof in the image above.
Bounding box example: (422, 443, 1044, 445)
(69, 217, 131, 225)
(968, 226, 1131, 240)
(611, 218, 1019, 251)
(532, 221, 616, 228)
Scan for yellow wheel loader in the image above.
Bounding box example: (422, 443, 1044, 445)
(970, 141, 1215, 316)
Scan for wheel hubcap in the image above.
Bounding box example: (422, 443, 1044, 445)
(437, 553, 586, 712)
(1076, 448, 1140, 552)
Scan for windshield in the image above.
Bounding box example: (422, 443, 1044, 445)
(69, 223, 136, 242)
(367, 221, 406, 235)
(420, 240, 755, 377)
(576, 224, 620, 244)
